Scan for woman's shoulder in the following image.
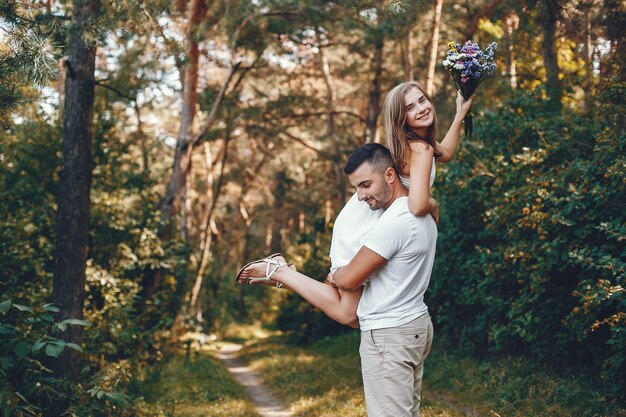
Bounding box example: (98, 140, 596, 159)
(408, 140, 434, 154)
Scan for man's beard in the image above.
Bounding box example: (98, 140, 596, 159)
(368, 185, 391, 210)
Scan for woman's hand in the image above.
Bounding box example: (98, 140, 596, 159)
(455, 91, 474, 121)
(327, 271, 338, 288)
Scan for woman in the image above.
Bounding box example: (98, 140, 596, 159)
(236, 81, 472, 326)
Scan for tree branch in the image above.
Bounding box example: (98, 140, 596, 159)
(94, 80, 135, 101)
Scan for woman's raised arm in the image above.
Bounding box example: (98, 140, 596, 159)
(436, 92, 473, 163)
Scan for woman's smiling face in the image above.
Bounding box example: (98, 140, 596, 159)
(403, 87, 434, 135)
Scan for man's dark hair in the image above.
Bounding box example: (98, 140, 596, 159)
(344, 143, 395, 175)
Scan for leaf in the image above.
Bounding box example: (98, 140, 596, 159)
(14, 391, 28, 402)
(12, 304, 33, 313)
(0, 300, 10, 315)
(65, 343, 82, 352)
(0, 324, 15, 335)
(104, 392, 127, 403)
(44, 341, 65, 358)
(61, 318, 91, 327)
(43, 304, 60, 313)
(41, 313, 54, 323)
(96, 390, 104, 399)
(14, 342, 30, 359)
(31, 339, 47, 353)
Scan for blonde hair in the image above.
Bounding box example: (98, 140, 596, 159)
(383, 81, 440, 171)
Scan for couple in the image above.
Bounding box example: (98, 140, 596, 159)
(236, 80, 472, 417)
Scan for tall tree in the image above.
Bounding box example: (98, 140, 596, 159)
(52, 0, 100, 380)
(582, 1, 594, 113)
(425, 0, 443, 95)
(541, 0, 562, 111)
(366, 36, 384, 143)
(317, 29, 347, 208)
(504, 11, 519, 89)
(159, 0, 206, 240)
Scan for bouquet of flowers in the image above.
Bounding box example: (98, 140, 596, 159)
(443, 40, 497, 137)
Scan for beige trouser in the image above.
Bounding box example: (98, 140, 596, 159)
(359, 313, 434, 417)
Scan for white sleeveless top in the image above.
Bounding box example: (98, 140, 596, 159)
(329, 158, 436, 271)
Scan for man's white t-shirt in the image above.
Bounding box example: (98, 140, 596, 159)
(357, 196, 438, 331)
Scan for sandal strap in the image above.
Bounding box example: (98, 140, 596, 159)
(246, 255, 291, 284)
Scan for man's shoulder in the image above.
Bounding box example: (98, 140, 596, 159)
(376, 197, 432, 234)
(372, 198, 413, 234)
(379, 197, 414, 222)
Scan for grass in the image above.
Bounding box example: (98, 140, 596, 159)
(130, 349, 261, 417)
(235, 327, 626, 417)
(129, 323, 625, 417)
(237, 329, 469, 417)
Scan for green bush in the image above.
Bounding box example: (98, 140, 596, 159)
(430, 82, 625, 399)
(0, 299, 133, 416)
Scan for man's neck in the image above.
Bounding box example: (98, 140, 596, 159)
(383, 182, 408, 209)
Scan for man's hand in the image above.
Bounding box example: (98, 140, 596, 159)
(429, 197, 439, 225)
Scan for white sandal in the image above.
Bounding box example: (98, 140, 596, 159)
(234, 253, 291, 288)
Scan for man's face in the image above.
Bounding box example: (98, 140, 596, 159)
(348, 162, 392, 211)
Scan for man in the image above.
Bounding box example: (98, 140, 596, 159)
(330, 143, 437, 417)
(237, 143, 437, 416)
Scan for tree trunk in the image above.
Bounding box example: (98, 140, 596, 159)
(52, 0, 100, 381)
(583, 4, 594, 113)
(541, 0, 562, 111)
(366, 39, 384, 143)
(189, 131, 231, 316)
(504, 12, 519, 89)
(400, 30, 414, 80)
(238, 208, 253, 319)
(425, 0, 443, 96)
(270, 170, 288, 253)
(159, 0, 205, 240)
(318, 37, 346, 209)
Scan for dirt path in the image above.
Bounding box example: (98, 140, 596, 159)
(214, 344, 293, 417)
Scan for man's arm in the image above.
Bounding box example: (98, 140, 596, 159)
(332, 246, 387, 291)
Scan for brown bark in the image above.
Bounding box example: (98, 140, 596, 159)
(159, 0, 206, 239)
(541, 0, 562, 111)
(366, 39, 384, 143)
(52, 0, 100, 381)
(425, 0, 443, 96)
(400, 30, 414, 80)
(318, 36, 346, 209)
(270, 170, 288, 253)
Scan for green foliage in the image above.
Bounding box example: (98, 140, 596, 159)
(0, 299, 134, 416)
(274, 216, 353, 343)
(430, 81, 625, 398)
(0, 0, 63, 127)
(0, 118, 60, 304)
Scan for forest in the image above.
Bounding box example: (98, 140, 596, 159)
(1, 0, 624, 416)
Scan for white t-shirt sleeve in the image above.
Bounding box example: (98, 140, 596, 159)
(362, 209, 410, 260)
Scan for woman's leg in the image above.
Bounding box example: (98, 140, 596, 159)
(240, 256, 361, 326)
